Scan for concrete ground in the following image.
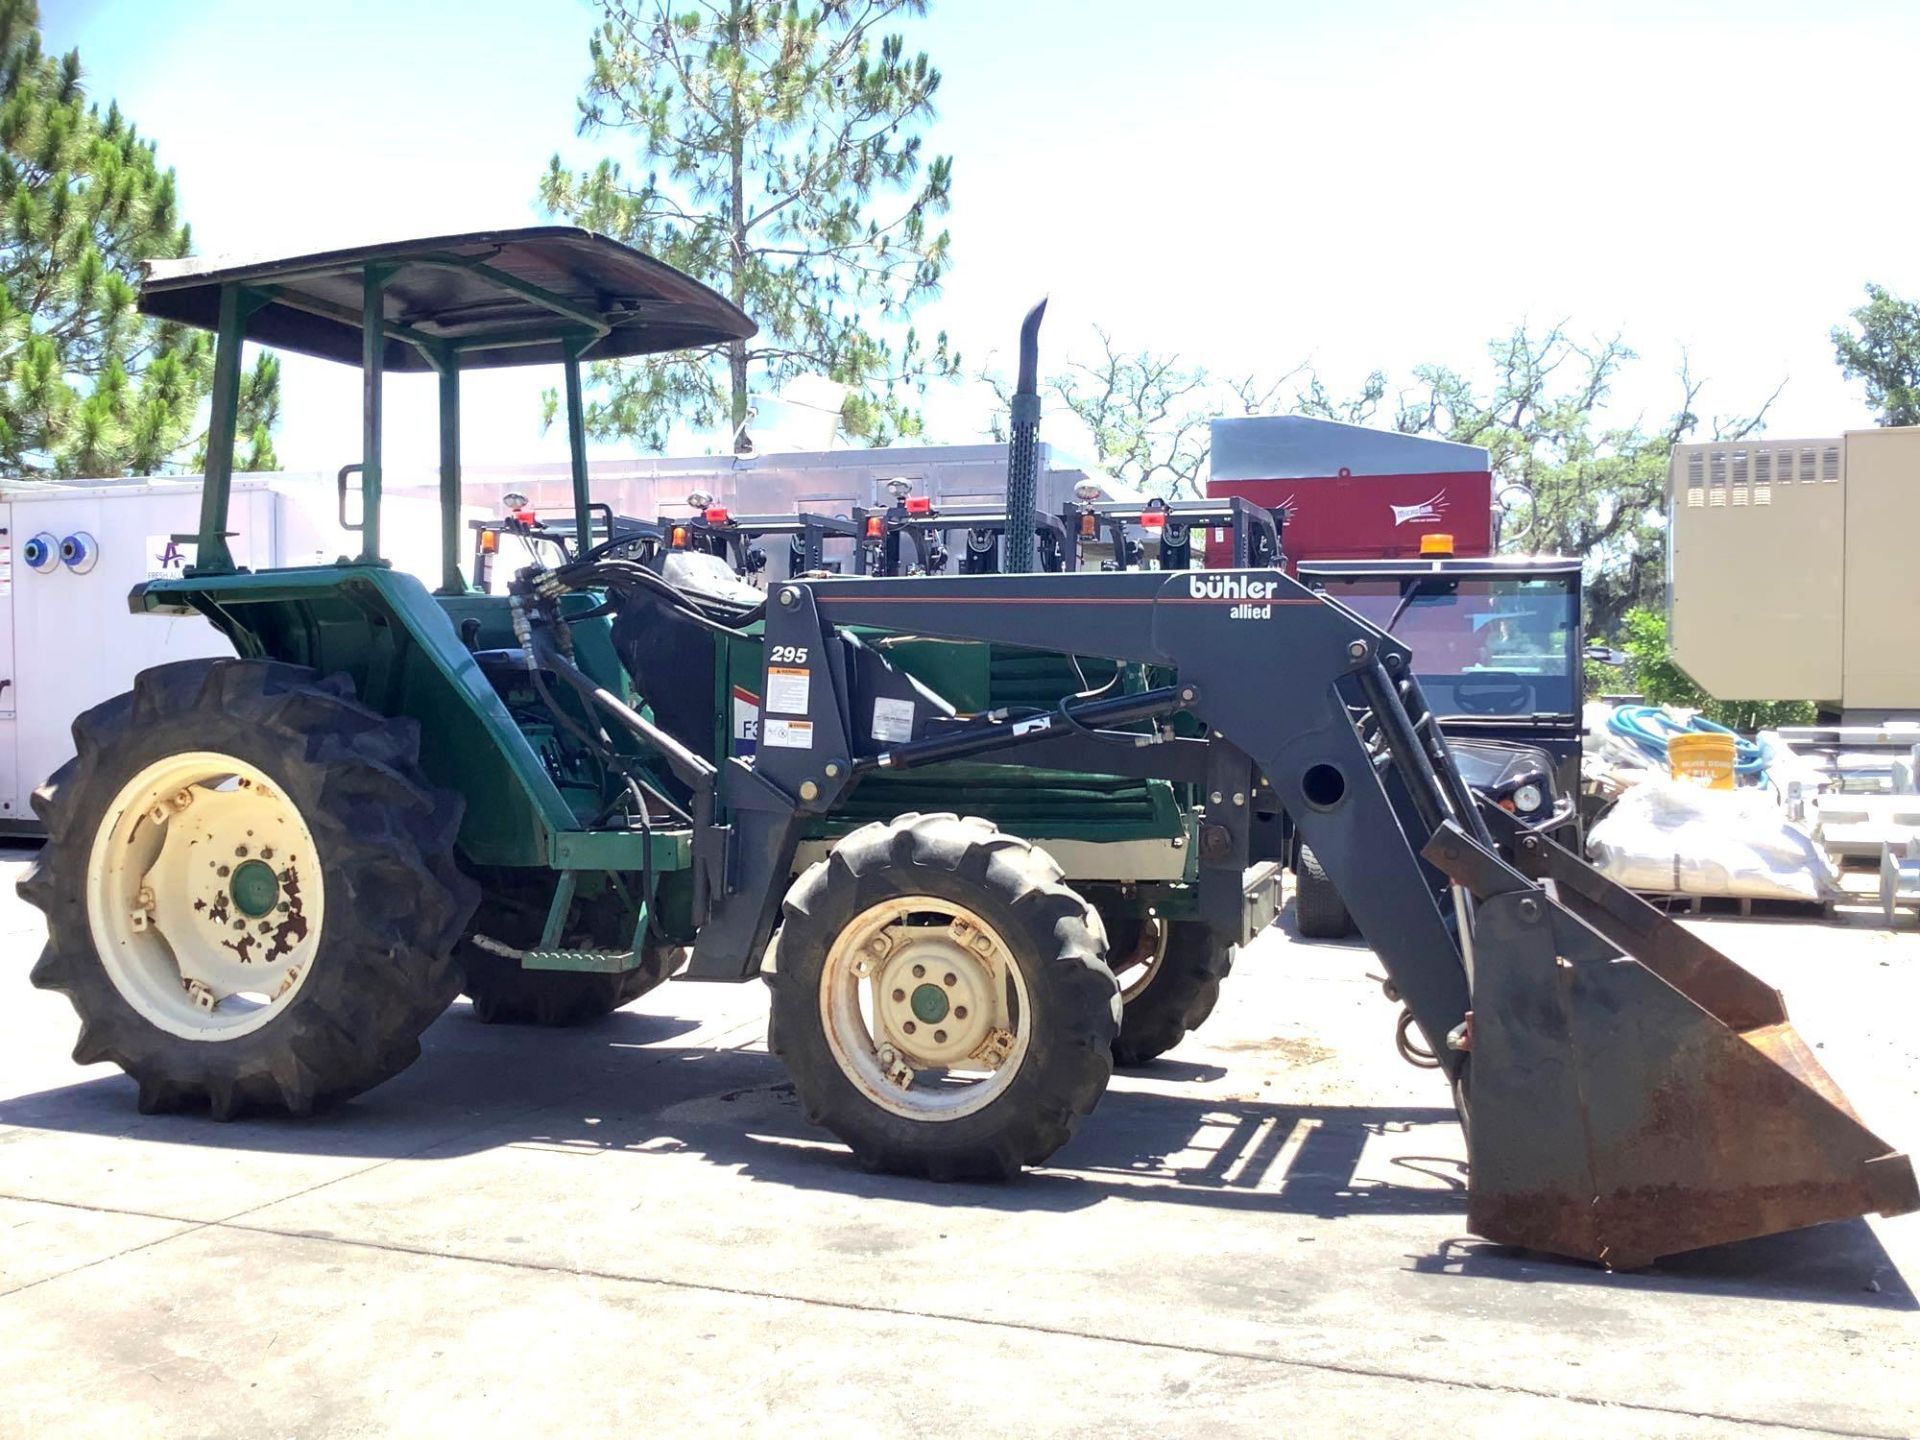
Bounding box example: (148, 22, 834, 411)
(0, 848, 1915, 1439)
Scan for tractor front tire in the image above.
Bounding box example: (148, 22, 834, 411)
(768, 813, 1119, 1180)
(1294, 845, 1355, 940)
(19, 659, 477, 1118)
(1106, 914, 1234, 1067)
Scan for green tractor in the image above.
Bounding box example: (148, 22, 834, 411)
(21, 228, 1915, 1268)
(21, 230, 1247, 1140)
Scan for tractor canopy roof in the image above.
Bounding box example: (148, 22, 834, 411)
(138, 226, 756, 372)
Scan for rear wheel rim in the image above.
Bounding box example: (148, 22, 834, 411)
(1113, 916, 1169, 1003)
(86, 751, 325, 1041)
(818, 895, 1032, 1121)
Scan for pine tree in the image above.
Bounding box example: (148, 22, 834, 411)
(0, 0, 277, 477)
(541, 0, 956, 451)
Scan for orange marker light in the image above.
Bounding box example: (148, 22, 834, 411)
(1420, 532, 1455, 556)
(865, 516, 886, 538)
(704, 506, 731, 525)
(904, 495, 932, 515)
(479, 530, 499, 554)
(1079, 512, 1097, 537)
(670, 525, 689, 547)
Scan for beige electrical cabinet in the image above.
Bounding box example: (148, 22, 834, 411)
(1668, 427, 1920, 716)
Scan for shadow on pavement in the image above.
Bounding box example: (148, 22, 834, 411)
(1411, 1223, 1917, 1311)
(1, 998, 1463, 1224)
(4, 995, 1909, 1307)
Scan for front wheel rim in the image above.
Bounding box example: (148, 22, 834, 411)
(86, 751, 325, 1041)
(818, 895, 1032, 1121)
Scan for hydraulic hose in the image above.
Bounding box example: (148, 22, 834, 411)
(1606, 704, 1772, 777)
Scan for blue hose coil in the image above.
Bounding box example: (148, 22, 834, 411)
(1606, 705, 1772, 777)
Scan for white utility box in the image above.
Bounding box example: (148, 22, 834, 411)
(0, 472, 451, 834)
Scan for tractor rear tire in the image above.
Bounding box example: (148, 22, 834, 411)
(1105, 912, 1234, 1067)
(768, 812, 1119, 1180)
(19, 659, 477, 1118)
(1294, 844, 1355, 940)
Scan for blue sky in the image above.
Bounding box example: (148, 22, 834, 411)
(41, 0, 1920, 475)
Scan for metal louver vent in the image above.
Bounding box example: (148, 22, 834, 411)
(1822, 445, 1841, 481)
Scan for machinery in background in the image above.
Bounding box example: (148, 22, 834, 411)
(1668, 428, 1920, 722)
(1288, 550, 1585, 938)
(1206, 415, 1496, 564)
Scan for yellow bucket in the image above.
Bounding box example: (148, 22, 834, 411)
(1668, 731, 1738, 790)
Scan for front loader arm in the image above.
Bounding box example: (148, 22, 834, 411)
(685, 567, 1916, 1269)
(690, 568, 1474, 1076)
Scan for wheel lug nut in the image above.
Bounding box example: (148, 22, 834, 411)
(912, 964, 925, 978)
(934, 1029, 947, 1043)
(903, 1021, 917, 1034)
(217, 865, 230, 877)
(943, 972, 956, 986)
(891, 988, 905, 1002)
(232, 919, 246, 931)
(260, 847, 274, 860)
(954, 1006, 968, 1019)
(235, 846, 248, 857)
(277, 902, 290, 914)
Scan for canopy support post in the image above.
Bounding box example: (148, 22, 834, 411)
(358, 266, 391, 565)
(191, 283, 269, 576)
(562, 338, 593, 551)
(433, 351, 464, 594)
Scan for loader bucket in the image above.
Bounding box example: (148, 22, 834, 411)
(1426, 818, 1918, 1270)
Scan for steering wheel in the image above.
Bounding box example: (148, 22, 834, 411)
(1449, 672, 1534, 715)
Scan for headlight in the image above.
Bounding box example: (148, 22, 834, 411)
(1511, 782, 1545, 814)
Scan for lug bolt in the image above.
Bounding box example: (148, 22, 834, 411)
(892, 988, 905, 1002)
(912, 963, 925, 978)
(943, 972, 956, 986)
(903, 1021, 917, 1034)
(258, 921, 272, 933)
(260, 847, 274, 860)
(277, 902, 290, 914)
(954, 1005, 968, 1019)
(934, 1029, 947, 1043)
(217, 865, 230, 877)
(235, 845, 248, 857)
(233, 919, 247, 931)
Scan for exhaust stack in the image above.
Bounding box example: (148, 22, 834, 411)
(1002, 299, 1048, 574)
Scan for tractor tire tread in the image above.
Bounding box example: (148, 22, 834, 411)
(18, 658, 476, 1118)
(769, 813, 1117, 1180)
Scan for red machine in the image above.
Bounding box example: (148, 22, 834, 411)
(1205, 416, 1493, 565)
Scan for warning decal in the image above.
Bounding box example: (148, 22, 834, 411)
(766, 665, 811, 715)
(764, 718, 815, 750)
